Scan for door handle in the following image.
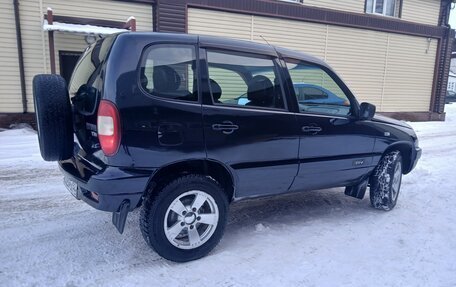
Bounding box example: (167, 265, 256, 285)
(302, 126, 322, 134)
(212, 121, 239, 135)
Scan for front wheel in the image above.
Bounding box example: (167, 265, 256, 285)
(370, 150, 403, 211)
(140, 175, 228, 262)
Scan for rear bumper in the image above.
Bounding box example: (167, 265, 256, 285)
(59, 155, 153, 212)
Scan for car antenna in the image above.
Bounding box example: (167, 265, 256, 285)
(259, 35, 279, 55)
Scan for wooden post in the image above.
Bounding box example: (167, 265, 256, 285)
(47, 8, 56, 74)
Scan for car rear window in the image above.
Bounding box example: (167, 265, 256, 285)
(69, 36, 115, 114)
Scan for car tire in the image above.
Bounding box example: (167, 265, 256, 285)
(369, 150, 402, 211)
(33, 74, 73, 161)
(140, 174, 229, 262)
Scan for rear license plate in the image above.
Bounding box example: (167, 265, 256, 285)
(63, 177, 79, 199)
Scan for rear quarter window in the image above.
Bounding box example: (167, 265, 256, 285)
(139, 44, 198, 102)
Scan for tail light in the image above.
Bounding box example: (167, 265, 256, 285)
(97, 100, 121, 156)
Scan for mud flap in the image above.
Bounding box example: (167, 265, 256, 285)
(112, 200, 130, 234)
(344, 179, 368, 199)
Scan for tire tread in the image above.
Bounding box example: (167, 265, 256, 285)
(33, 74, 73, 161)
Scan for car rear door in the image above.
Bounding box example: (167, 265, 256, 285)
(108, 37, 206, 168)
(282, 57, 377, 191)
(200, 46, 299, 198)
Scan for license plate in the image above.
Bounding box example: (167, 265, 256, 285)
(63, 177, 79, 199)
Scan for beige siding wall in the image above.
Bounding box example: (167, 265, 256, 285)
(382, 34, 437, 111)
(325, 26, 389, 107)
(188, 8, 252, 40)
(401, 0, 441, 26)
(1, 0, 153, 113)
(290, 0, 441, 26)
(302, 0, 364, 14)
(252, 16, 327, 59)
(188, 8, 437, 112)
(0, 1, 22, 113)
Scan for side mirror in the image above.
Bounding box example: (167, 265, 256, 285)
(359, 102, 376, 120)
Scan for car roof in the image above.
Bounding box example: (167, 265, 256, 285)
(117, 32, 332, 70)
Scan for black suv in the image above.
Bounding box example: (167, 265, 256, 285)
(33, 32, 421, 262)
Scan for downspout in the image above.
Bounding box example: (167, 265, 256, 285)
(13, 0, 27, 113)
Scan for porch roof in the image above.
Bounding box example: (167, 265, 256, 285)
(42, 19, 127, 35)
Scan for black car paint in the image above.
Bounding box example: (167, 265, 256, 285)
(59, 32, 421, 216)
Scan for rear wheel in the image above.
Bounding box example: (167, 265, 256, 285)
(32, 74, 73, 161)
(140, 175, 228, 262)
(370, 151, 402, 211)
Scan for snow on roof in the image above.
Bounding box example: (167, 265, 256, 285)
(450, 71, 456, 78)
(42, 20, 127, 35)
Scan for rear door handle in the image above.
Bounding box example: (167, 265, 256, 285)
(212, 121, 239, 135)
(302, 126, 322, 134)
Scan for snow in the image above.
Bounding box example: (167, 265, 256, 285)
(1, 105, 456, 286)
(42, 20, 127, 35)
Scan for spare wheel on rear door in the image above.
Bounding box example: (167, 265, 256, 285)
(33, 74, 73, 161)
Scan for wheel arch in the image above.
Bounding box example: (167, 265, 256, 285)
(144, 159, 236, 203)
(383, 141, 414, 174)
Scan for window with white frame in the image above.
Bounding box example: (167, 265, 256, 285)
(365, 0, 401, 17)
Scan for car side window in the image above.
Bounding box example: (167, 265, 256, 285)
(286, 59, 351, 116)
(207, 50, 285, 109)
(140, 44, 198, 102)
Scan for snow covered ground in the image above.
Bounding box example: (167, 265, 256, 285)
(1, 105, 456, 287)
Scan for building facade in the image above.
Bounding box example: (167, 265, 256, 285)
(1, 0, 453, 127)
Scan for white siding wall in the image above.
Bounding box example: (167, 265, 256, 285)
(0, 1, 22, 112)
(3, 0, 153, 113)
(188, 8, 438, 112)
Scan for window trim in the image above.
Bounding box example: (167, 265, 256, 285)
(365, 0, 401, 18)
(137, 42, 201, 105)
(282, 57, 359, 119)
(203, 48, 289, 112)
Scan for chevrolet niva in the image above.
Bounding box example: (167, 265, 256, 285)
(33, 32, 421, 262)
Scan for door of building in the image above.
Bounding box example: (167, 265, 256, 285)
(59, 51, 83, 84)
